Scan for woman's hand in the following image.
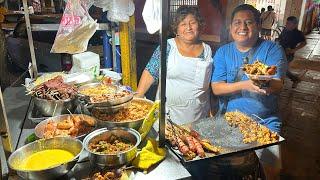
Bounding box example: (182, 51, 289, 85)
(134, 92, 145, 98)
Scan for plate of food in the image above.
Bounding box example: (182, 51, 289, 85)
(34, 114, 97, 139)
(77, 83, 133, 107)
(243, 60, 277, 81)
(26, 75, 78, 116)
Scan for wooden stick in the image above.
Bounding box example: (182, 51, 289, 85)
(67, 109, 75, 118)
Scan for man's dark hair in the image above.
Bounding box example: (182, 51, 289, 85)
(287, 16, 298, 24)
(231, 4, 261, 24)
(261, 8, 265, 13)
(267, 5, 273, 11)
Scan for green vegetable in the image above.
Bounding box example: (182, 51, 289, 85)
(25, 133, 38, 144)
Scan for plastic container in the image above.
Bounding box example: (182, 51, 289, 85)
(70, 51, 100, 77)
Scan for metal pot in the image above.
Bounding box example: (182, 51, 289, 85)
(33, 96, 77, 117)
(94, 98, 154, 130)
(8, 137, 83, 180)
(83, 127, 141, 168)
(34, 114, 97, 140)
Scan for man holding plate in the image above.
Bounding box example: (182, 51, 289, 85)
(210, 4, 287, 179)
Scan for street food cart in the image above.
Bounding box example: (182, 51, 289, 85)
(0, 1, 284, 179)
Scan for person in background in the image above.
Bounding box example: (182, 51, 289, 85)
(260, 5, 276, 40)
(259, 7, 265, 25)
(211, 4, 287, 179)
(136, 6, 213, 125)
(278, 16, 306, 88)
(317, 12, 320, 34)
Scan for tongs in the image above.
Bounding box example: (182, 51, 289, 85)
(166, 113, 200, 139)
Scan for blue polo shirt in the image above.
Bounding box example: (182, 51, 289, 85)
(211, 40, 287, 133)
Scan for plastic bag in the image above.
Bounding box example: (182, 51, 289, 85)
(107, 0, 135, 22)
(93, 0, 112, 12)
(94, 0, 135, 22)
(51, 0, 98, 54)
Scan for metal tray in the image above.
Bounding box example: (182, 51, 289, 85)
(28, 99, 84, 124)
(77, 83, 133, 107)
(27, 100, 50, 123)
(167, 114, 285, 164)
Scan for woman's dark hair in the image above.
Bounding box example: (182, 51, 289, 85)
(171, 6, 204, 35)
(231, 4, 261, 24)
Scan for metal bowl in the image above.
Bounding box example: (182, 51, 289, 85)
(82, 100, 131, 115)
(93, 98, 154, 130)
(83, 127, 141, 168)
(77, 83, 133, 107)
(33, 96, 77, 117)
(8, 137, 83, 180)
(34, 114, 97, 140)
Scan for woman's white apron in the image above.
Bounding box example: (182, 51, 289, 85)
(156, 39, 212, 125)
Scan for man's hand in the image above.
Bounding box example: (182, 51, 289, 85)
(240, 80, 267, 95)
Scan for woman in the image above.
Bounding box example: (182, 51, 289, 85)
(136, 6, 212, 125)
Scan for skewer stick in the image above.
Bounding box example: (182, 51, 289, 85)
(52, 103, 58, 116)
(67, 109, 75, 118)
(251, 114, 266, 124)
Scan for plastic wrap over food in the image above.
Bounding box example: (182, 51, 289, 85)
(51, 0, 98, 54)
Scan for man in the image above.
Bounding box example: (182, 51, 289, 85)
(260, 5, 276, 40)
(278, 16, 306, 88)
(211, 4, 287, 180)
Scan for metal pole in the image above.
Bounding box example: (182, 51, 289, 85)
(22, 0, 38, 78)
(4, 0, 8, 9)
(159, 0, 170, 147)
(119, 16, 138, 90)
(0, 89, 13, 178)
(111, 23, 117, 72)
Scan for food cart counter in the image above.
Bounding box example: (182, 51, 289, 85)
(1, 86, 191, 180)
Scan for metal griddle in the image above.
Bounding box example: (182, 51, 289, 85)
(167, 114, 285, 164)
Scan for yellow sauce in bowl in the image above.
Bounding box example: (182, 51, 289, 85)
(18, 149, 75, 171)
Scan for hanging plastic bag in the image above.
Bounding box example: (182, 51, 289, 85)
(142, 0, 161, 34)
(94, 0, 135, 22)
(51, 0, 98, 54)
(107, 0, 135, 22)
(93, 0, 112, 12)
